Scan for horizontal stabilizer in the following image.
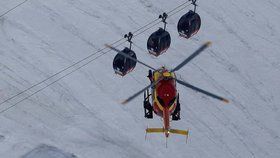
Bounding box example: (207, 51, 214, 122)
(146, 128, 189, 136)
(146, 128, 189, 144)
(146, 128, 164, 133)
(169, 129, 189, 136)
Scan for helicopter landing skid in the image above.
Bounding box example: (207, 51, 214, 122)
(144, 89, 153, 119)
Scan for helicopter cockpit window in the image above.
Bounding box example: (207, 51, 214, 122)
(157, 96, 165, 107)
(168, 97, 176, 107)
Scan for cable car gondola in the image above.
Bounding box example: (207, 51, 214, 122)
(147, 13, 171, 57)
(113, 32, 137, 76)
(113, 47, 137, 76)
(147, 28, 171, 57)
(177, 0, 201, 39)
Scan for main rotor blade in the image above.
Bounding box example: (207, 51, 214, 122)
(171, 41, 212, 72)
(176, 78, 229, 103)
(122, 77, 163, 105)
(105, 44, 156, 70)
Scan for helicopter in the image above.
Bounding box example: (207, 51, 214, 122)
(106, 42, 229, 144)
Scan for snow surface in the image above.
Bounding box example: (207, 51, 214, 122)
(22, 144, 77, 158)
(0, 0, 280, 157)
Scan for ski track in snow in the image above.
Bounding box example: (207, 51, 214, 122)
(0, 0, 280, 157)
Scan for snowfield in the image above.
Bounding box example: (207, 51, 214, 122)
(0, 0, 280, 157)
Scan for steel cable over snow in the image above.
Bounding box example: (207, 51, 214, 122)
(0, 0, 193, 114)
(0, 0, 30, 19)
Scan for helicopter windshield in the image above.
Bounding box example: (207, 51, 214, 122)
(168, 97, 176, 107)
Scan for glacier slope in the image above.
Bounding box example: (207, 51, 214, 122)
(0, 0, 280, 157)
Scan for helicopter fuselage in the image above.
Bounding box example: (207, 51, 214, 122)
(151, 68, 178, 137)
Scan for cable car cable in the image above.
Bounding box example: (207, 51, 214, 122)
(0, 1, 192, 110)
(0, 0, 30, 19)
(132, 0, 190, 35)
(0, 1, 192, 108)
(0, 41, 127, 114)
(0, 1, 193, 113)
(0, 38, 124, 107)
(132, 43, 146, 52)
(170, 3, 193, 17)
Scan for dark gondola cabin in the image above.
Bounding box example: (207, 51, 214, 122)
(177, 10, 201, 39)
(113, 47, 137, 76)
(147, 28, 171, 57)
